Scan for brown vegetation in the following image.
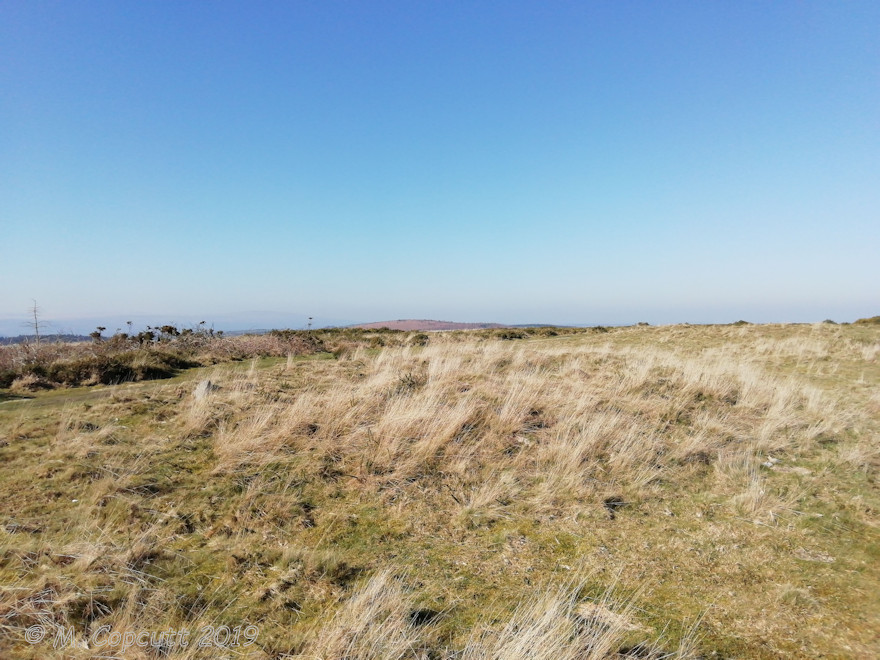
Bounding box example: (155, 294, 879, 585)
(0, 328, 326, 390)
(0, 322, 878, 658)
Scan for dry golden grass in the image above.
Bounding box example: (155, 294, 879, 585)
(1, 323, 878, 658)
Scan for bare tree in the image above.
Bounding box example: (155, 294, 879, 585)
(26, 300, 49, 346)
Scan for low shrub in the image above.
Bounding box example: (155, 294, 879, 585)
(0, 330, 326, 389)
(410, 333, 430, 346)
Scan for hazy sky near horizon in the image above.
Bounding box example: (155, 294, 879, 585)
(2, 1, 878, 329)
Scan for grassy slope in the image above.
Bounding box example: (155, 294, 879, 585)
(0, 324, 878, 659)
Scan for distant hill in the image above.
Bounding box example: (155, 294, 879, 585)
(351, 319, 507, 331)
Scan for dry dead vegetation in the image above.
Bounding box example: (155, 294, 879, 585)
(1, 323, 878, 658)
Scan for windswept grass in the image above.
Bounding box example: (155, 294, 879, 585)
(1, 322, 878, 658)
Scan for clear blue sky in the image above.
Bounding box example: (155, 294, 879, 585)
(2, 1, 878, 331)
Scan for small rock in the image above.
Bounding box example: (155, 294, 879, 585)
(193, 379, 220, 400)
